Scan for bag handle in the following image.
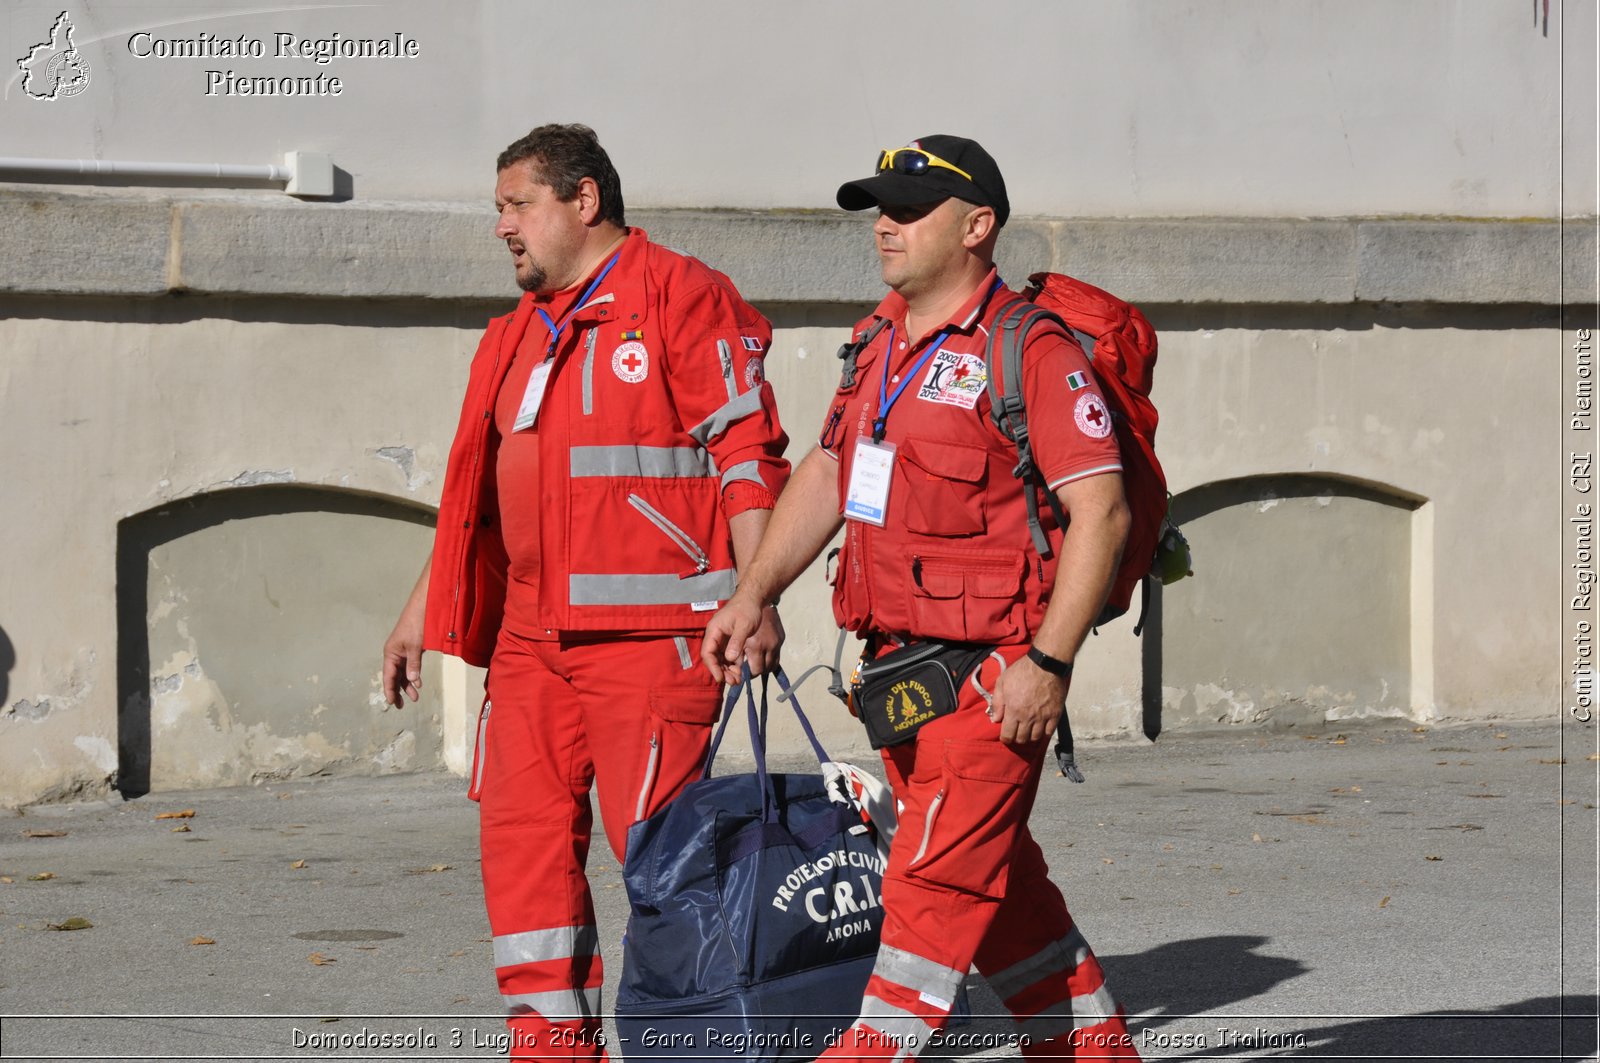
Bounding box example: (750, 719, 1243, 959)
(699, 665, 838, 822)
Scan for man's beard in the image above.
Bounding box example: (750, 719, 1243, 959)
(515, 260, 548, 293)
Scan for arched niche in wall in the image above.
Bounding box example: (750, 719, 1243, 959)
(1142, 473, 1427, 736)
(115, 486, 439, 797)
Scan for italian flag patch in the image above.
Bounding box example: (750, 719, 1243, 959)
(1066, 370, 1089, 391)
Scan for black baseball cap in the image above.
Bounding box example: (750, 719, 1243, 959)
(836, 135, 1010, 228)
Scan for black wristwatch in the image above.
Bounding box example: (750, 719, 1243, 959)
(1026, 646, 1074, 677)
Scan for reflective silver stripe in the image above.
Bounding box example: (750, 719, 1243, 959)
(581, 328, 598, 415)
(1015, 983, 1120, 1042)
(719, 460, 765, 491)
(688, 388, 764, 445)
(716, 339, 738, 401)
(984, 928, 1090, 1001)
(570, 445, 715, 479)
(570, 569, 736, 606)
(493, 924, 599, 969)
(627, 494, 710, 571)
(503, 985, 602, 1022)
(873, 944, 966, 1005)
(857, 997, 937, 1051)
(673, 636, 693, 670)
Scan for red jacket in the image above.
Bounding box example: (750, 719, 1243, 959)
(821, 272, 1121, 645)
(425, 229, 789, 665)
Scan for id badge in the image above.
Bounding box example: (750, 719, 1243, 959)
(844, 438, 896, 526)
(512, 360, 553, 432)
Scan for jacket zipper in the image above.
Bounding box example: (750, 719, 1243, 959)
(627, 494, 710, 574)
(470, 701, 493, 797)
(910, 788, 945, 866)
(634, 731, 660, 821)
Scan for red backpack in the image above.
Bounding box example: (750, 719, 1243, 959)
(984, 272, 1175, 633)
(985, 273, 1186, 779)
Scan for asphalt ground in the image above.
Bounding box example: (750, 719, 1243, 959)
(0, 718, 1595, 1063)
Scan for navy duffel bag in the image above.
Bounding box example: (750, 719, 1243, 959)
(615, 670, 884, 1061)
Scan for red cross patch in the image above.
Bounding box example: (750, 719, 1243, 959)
(1074, 392, 1112, 439)
(612, 340, 649, 383)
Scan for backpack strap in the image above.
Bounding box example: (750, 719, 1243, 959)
(984, 299, 1072, 560)
(836, 317, 891, 390)
(986, 299, 1092, 783)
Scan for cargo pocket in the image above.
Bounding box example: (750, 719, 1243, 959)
(908, 550, 1025, 642)
(906, 739, 1035, 899)
(466, 699, 492, 803)
(898, 439, 987, 537)
(634, 682, 721, 822)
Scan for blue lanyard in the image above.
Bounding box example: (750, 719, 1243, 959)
(873, 329, 950, 442)
(871, 278, 1004, 443)
(533, 252, 621, 358)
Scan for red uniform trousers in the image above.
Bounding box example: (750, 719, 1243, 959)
(471, 628, 721, 1062)
(822, 646, 1140, 1061)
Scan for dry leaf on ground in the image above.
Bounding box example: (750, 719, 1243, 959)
(190, 936, 215, 946)
(290, 860, 307, 870)
(1425, 855, 1443, 861)
(154, 810, 195, 820)
(22, 830, 66, 839)
(1537, 758, 1567, 765)
(1378, 895, 1390, 908)
(405, 864, 452, 874)
(28, 872, 54, 881)
(46, 917, 92, 931)
(307, 952, 335, 965)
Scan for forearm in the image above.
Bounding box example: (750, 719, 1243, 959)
(730, 446, 843, 606)
(401, 555, 431, 621)
(1031, 485, 1129, 663)
(727, 508, 770, 574)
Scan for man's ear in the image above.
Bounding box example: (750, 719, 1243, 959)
(572, 175, 604, 226)
(960, 204, 997, 249)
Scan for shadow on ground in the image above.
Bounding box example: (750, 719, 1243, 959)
(924, 934, 1594, 1061)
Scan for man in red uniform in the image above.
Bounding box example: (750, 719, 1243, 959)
(703, 136, 1139, 1059)
(382, 124, 789, 1061)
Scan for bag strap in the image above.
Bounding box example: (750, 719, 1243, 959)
(836, 317, 891, 390)
(984, 299, 1072, 560)
(701, 666, 836, 822)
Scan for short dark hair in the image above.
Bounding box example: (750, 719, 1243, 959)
(497, 123, 625, 226)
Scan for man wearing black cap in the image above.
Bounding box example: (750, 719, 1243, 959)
(703, 136, 1139, 1059)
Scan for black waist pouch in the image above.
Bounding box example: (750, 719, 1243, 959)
(852, 641, 994, 749)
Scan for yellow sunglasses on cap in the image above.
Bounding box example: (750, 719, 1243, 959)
(876, 146, 974, 182)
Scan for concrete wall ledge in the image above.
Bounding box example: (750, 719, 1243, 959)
(2, 187, 1593, 306)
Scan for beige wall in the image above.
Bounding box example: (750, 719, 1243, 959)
(0, 293, 1564, 805)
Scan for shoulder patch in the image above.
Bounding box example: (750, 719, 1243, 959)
(1073, 392, 1112, 438)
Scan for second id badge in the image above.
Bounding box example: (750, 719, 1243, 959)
(844, 438, 896, 526)
(512, 359, 554, 432)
